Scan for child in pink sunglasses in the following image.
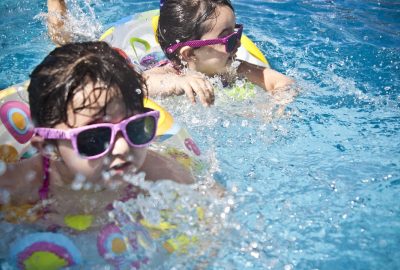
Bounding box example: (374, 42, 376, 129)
(0, 41, 194, 229)
(144, 0, 294, 106)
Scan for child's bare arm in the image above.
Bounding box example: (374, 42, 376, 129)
(237, 60, 294, 93)
(143, 66, 215, 107)
(47, 0, 70, 46)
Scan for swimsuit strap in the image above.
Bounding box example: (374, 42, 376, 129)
(39, 156, 50, 200)
(154, 59, 182, 74)
(154, 59, 170, 68)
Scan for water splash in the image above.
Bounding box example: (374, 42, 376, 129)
(106, 171, 239, 267)
(36, 0, 103, 42)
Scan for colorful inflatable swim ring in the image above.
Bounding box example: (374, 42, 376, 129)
(9, 232, 83, 270)
(97, 223, 152, 269)
(0, 82, 34, 163)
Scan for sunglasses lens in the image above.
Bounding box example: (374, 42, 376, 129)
(226, 34, 239, 53)
(77, 127, 112, 157)
(126, 116, 156, 145)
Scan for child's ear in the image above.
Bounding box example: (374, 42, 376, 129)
(179, 46, 196, 63)
(30, 135, 45, 153)
(30, 136, 61, 161)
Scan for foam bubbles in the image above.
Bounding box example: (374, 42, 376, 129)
(24, 170, 37, 182)
(108, 174, 235, 267)
(37, 0, 103, 42)
(71, 173, 86, 190)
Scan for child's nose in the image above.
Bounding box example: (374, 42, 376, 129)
(111, 132, 130, 156)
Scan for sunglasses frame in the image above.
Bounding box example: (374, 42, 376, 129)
(166, 24, 243, 54)
(34, 110, 160, 160)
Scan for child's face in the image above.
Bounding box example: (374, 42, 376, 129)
(190, 5, 238, 76)
(52, 82, 148, 189)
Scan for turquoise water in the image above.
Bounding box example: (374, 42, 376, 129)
(1, 0, 399, 269)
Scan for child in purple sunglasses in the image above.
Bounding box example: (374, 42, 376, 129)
(144, 0, 294, 106)
(47, 0, 293, 107)
(0, 41, 194, 229)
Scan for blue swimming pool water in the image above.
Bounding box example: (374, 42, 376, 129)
(1, 0, 399, 269)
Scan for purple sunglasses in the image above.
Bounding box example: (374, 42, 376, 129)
(166, 24, 243, 54)
(34, 110, 160, 159)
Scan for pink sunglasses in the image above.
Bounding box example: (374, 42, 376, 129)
(166, 24, 243, 54)
(34, 110, 159, 159)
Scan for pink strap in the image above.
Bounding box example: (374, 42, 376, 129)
(153, 60, 181, 74)
(39, 156, 50, 200)
(154, 59, 170, 68)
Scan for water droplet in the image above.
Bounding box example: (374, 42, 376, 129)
(83, 182, 93, 190)
(71, 174, 86, 190)
(25, 170, 37, 182)
(231, 60, 240, 69)
(250, 251, 260, 259)
(235, 79, 245, 88)
(245, 261, 253, 267)
(284, 264, 294, 270)
(0, 161, 6, 176)
(227, 197, 235, 205)
(222, 120, 230, 128)
(94, 184, 103, 192)
(0, 189, 10, 204)
(102, 171, 111, 181)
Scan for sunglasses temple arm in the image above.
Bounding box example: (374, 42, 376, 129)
(34, 128, 70, 140)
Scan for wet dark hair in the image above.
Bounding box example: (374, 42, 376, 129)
(157, 0, 234, 64)
(28, 41, 146, 127)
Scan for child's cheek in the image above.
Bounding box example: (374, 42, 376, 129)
(199, 48, 230, 74)
(57, 143, 102, 181)
(130, 148, 148, 171)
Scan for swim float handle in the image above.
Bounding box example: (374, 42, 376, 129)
(130, 37, 151, 61)
(99, 26, 115, 41)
